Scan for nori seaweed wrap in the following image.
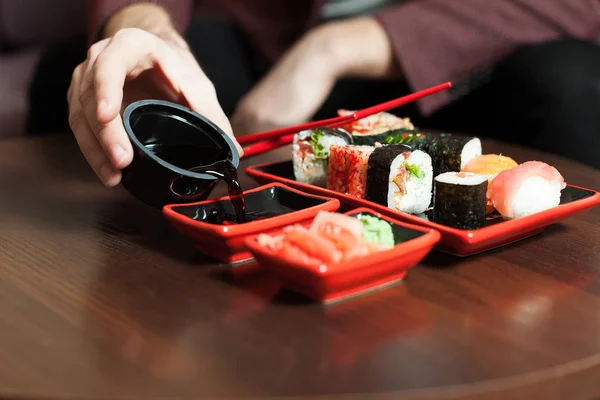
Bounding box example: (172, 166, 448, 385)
(366, 144, 433, 215)
(409, 134, 482, 178)
(366, 144, 412, 206)
(433, 172, 487, 230)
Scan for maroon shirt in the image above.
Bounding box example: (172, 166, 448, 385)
(88, 0, 600, 114)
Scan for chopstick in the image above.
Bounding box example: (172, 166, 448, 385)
(237, 81, 451, 148)
(240, 81, 452, 158)
(237, 114, 356, 147)
(242, 133, 296, 158)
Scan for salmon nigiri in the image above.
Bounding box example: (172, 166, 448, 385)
(462, 154, 518, 214)
(487, 161, 566, 219)
(462, 154, 518, 177)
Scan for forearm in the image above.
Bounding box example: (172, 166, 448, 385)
(311, 17, 401, 80)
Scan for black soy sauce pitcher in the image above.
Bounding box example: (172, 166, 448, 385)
(121, 100, 240, 209)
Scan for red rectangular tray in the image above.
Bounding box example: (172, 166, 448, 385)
(246, 160, 600, 256)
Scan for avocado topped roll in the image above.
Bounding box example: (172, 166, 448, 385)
(366, 144, 433, 215)
(292, 128, 352, 187)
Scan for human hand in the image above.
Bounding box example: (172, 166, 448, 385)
(67, 28, 239, 187)
(231, 17, 398, 136)
(231, 26, 336, 136)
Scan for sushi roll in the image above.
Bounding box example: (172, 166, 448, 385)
(433, 172, 488, 230)
(366, 145, 433, 215)
(487, 161, 566, 219)
(337, 109, 418, 146)
(413, 134, 482, 177)
(292, 128, 352, 187)
(327, 144, 375, 198)
(461, 154, 519, 214)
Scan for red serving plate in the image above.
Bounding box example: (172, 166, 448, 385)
(246, 160, 600, 256)
(244, 208, 441, 304)
(162, 183, 340, 263)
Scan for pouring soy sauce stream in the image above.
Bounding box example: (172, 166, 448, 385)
(189, 160, 247, 223)
(146, 141, 291, 225)
(189, 160, 296, 225)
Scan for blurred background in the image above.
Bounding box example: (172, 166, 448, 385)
(1, 0, 598, 169)
(0, 0, 87, 138)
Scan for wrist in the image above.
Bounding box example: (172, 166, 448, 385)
(103, 3, 187, 49)
(312, 17, 399, 80)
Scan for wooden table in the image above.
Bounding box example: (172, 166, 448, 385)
(2, 134, 600, 400)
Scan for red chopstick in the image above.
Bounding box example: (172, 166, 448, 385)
(238, 81, 451, 147)
(240, 81, 452, 158)
(237, 114, 356, 146)
(242, 133, 296, 158)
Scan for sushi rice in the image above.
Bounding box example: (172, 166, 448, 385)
(508, 176, 563, 218)
(292, 129, 349, 187)
(387, 150, 433, 215)
(488, 161, 566, 218)
(435, 171, 488, 186)
(460, 138, 483, 169)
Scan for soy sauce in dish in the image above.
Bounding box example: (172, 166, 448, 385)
(190, 160, 246, 223)
(202, 206, 295, 225)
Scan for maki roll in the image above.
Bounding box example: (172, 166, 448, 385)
(433, 172, 488, 230)
(366, 145, 433, 215)
(337, 109, 419, 146)
(412, 134, 482, 177)
(292, 128, 352, 187)
(327, 145, 375, 198)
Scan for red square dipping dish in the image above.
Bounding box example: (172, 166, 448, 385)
(162, 183, 340, 263)
(244, 208, 441, 304)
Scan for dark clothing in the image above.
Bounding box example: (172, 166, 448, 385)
(186, 17, 600, 170)
(88, 0, 600, 115)
(424, 39, 600, 169)
(29, 16, 600, 169)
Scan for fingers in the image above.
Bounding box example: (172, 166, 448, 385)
(68, 62, 121, 187)
(79, 36, 134, 170)
(164, 52, 244, 156)
(73, 117, 122, 187)
(88, 29, 165, 122)
(72, 27, 243, 181)
(78, 28, 186, 169)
